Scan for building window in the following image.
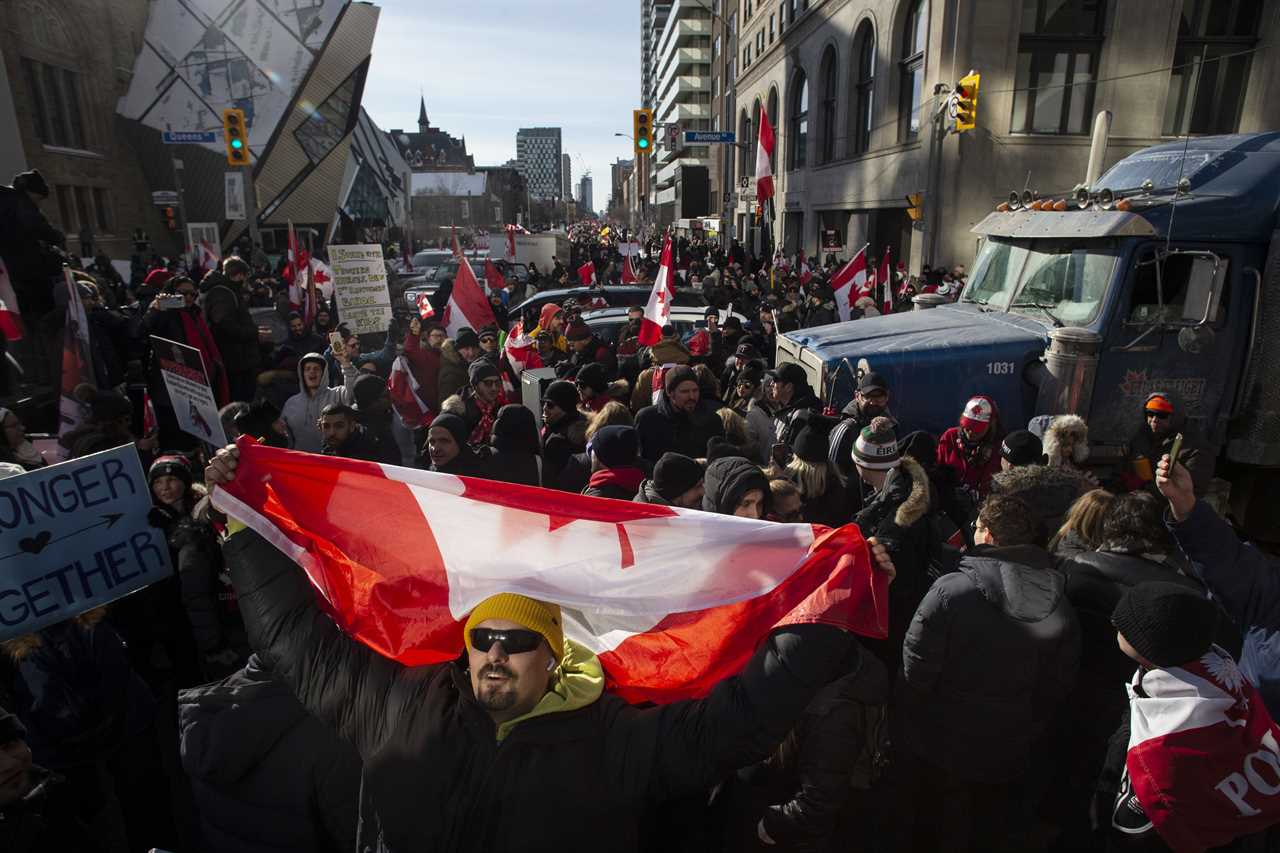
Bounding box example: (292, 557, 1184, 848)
(1163, 0, 1262, 136)
(768, 88, 779, 172)
(818, 47, 839, 164)
(898, 0, 928, 141)
(714, 35, 720, 58)
(758, 30, 765, 53)
(54, 185, 74, 231)
(779, 3, 786, 34)
(21, 57, 86, 149)
(788, 71, 808, 170)
(92, 188, 112, 233)
(740, 108, 753, 178)
(769, 14, 775, 43)
(1011, 0, 1105, 135)
(851, 21, 875, 155)
(746, 0, 753, 19)
(730, 11, 737, 33)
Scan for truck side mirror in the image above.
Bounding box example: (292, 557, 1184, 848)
(1181, 255, 1226, 325)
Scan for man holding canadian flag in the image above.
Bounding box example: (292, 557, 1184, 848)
(204, 439, 893, 852)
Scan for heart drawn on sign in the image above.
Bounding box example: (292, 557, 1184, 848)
(19, 531, 52, 554)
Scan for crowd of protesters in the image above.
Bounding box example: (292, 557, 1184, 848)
(1, 166, 1278, 852)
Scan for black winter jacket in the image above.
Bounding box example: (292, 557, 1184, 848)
(899, 544, 1080, 782)
(773, 390, 823, 449)
(224, 529, 857, 853)
(203, 277, 263, 374)
(635, 393, 725, 463)
(179, 656, 361, 853)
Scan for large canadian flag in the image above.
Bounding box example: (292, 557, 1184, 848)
(212, 439, 888, 704)
(830, 246, 868, 322)
(0, 258, 25, 341)
(756, 105, 776, 205)
(442, 255, 497, 338)
(637, 233, 675, 346)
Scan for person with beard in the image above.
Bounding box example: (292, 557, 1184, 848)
(829, 373, 894, 496)
(318, 403, 384, 463)
(422, 412, 488, 476)
(352, 374, 402, 466)
(935, 395, 1004, 507)
(635, 365, 725, 463)
(540, 379, 586, 489)
(476, 325, 517, 392)
(485, 404, 542, 487)
(767, 363, 823, 450)
(273, 313, 325, 371)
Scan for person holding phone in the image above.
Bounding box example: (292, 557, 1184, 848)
(1124, 392, 1210, 496)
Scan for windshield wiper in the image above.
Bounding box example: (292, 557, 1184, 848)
(1015, 301, 1064, 327)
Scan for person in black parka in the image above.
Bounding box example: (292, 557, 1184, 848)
(179, 655, 361, 853)
(635, 365, 725, 463)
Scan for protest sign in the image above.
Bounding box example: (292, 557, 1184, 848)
(152, 335, 228, 447)
(0, 444, 172, 642)
(330, 244, 392, 334)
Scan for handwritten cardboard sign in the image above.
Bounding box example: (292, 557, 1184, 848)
(152, 335, 228, 447)
(0, 444, 172, 641)
(330, 244, 392, 334)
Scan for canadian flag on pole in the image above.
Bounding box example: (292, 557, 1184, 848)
(879, 247, 893, 315)
(212, 439, 888, 703)
(621, 253, 638, 284)
(388, 355, 435, 429)
(442, 253, 497, 338)
(503, 318, 542, 376)
(0, 258, 25, 341)
(577, 260, 596, 285)
(830, 246, 868, 323)
(504, 224, 519, 263)
(756, 105, 776, 205)
(309, 256, 335, 301)
(637, 233, 675, 346)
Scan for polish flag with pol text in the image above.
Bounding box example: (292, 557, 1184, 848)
(830, 246, 868, 323)
(212, 439, 888, 704)
(637, 233, 676, 346)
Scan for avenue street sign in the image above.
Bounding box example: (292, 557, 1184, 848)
(684, 131, 736, 144)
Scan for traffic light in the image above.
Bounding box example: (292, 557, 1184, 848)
(222, 108, 250, 167)
(163, 207, 177, 231)
(954, 71, 980, 133)
(633, 109, 654, 158)
(905, 193, 924, 222)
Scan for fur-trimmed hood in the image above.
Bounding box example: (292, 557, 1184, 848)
(892, 456, 932, 528)
(1043, 414, 1089, 467)
(3, 607, 107, 660)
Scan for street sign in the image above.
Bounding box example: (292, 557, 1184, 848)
(224, 172, 246, 221)
(151, 190, 179, 206)
(162, 130, 217, 144)
(738, 175, 750, 190)
(684, 131, 736, 144)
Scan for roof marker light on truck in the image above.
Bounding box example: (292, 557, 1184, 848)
(1115, 198, 1132, 211)
(1074, 185, 1091, 209)
(996, 201, 1011, 212)
(1098, 188, 1115, 210)
(1008, 191, 1022, 210)
(1052, 199, 1068, 211)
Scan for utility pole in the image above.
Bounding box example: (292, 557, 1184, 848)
(243, 162, 260, 249)
(922, 84, 950, 267)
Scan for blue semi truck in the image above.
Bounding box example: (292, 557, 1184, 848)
(776, 132, 1280, 537)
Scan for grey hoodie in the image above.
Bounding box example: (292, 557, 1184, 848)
(281, 353, 357, 454)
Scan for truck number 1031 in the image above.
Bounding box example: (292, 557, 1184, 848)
(987, 361, 1016, 375)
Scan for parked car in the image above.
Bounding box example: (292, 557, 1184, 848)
(400, 261, 531, 310)
(510, 286, 707, 322)
(580, 305, 746, 347)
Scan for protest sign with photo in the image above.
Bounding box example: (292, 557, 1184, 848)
(330, 243, 393, 334)
(152, 335, 228, 447)
(0, 444, 172, 641)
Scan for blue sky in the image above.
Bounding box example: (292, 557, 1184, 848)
(362, 0, 643, 214)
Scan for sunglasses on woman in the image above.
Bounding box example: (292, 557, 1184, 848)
(470, 627, 543, 655)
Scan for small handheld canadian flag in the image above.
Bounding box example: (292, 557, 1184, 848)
(417, 293, 435, 320)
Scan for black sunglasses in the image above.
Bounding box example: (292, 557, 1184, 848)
(470, 627, 542, 655)
(1145, 410, 1171, 420)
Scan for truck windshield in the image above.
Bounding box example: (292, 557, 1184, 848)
(963, 239, 1118, 326)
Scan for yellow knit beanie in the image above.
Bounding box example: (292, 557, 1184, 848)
(463, 593, 565, 662)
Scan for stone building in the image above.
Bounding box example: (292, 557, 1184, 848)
(731, 0, 1280, 269)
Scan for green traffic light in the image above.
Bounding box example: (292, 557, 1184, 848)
(637, 138, 649, 149)
(230, 138, 244, 149)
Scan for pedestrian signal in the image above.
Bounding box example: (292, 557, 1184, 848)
(633, 109, 654, 159)
(954, 72, 980, 133)
(163, 207, 177, 231)
(222, 108, 250, 167)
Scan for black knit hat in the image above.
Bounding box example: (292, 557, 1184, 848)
(793, 413, 837, 464)
(429, 412, 470, 447)
(663, 365, 698, 395)
(591, 425, 639, 469)
(148, 454, 192, 488)
(1112, 581, 1219, 667)
(1001, 430, 1044, 466)
(575, 362, 608, 394)
(454, 328, 479, 350)
(352, 373, 387, 411)
(734, 341, 759, 359)
(652, 452, 702, 500)
(541, 379, 579, 412)
(468, 358, 500, 386)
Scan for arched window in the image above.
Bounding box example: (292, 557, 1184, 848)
(818, 47, 838, 164)
(787, 72, 808, 170)
(851, 21, 875, 155)
(739, 109, 753, 178)
(898, 0, 927, 141)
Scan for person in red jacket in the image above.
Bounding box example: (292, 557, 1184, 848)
(936, 395, 1004, 504)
